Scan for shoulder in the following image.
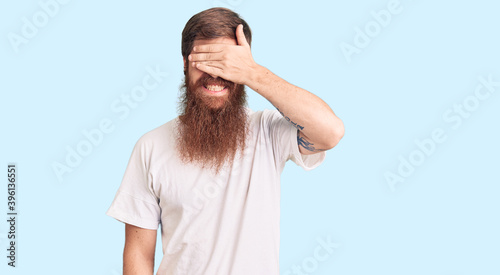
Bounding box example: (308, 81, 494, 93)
(135, 117, 179, 148)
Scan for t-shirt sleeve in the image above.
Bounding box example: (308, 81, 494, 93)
(105, 135, 161, 230)
(264, 109, 326, 172)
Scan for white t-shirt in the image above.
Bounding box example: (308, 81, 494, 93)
(106, 108, 326, 275)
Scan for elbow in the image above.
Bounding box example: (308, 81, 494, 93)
(324, 119, 345, 150)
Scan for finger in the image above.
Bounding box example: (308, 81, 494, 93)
(188, 52, 223, 62)
(192, 61, 223, 69)
(236, 24, 249, 47)
(192, 44, 224, 53)
(195, 63, 224, 78)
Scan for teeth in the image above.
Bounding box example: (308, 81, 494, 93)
(206, 85, 225, 92)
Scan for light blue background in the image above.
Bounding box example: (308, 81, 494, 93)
(1, 0, 499, 274)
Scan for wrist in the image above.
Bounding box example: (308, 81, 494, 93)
(245, 64, 267, 91)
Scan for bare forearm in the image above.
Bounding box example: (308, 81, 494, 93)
(246, 65, 344, 149)
(188, 25, 344, 149)
(123, 247, 155, 275)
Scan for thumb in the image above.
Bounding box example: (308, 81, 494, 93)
(236, 24, 249, 47)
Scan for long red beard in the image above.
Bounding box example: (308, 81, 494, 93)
(176, 72, 249, 173)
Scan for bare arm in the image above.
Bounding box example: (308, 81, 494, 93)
(124, 223, 157, 275)
(247, 65, 344, 155)
(189, 24, 344, 154)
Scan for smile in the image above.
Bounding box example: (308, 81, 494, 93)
(203, 84, 228, 95)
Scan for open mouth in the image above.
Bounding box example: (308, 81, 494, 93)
(203, 84, 227, 94)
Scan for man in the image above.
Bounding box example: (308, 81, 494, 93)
(106, 7, 344, 275)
